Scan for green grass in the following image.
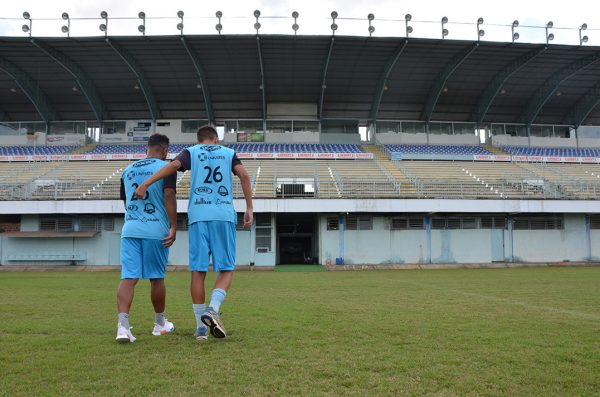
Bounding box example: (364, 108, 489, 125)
(1, 267, 599, 396)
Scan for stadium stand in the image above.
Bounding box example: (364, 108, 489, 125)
(384, 144, 493, 156)
(0, 145, 77, 155)
(502, 146, 600, 158)
(84, 144, 189, 154)
(229, 143, 363, 153)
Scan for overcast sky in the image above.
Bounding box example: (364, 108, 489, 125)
(1, 0, 598, 45)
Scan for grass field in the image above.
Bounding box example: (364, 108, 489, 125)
(1, 267, 599, 396)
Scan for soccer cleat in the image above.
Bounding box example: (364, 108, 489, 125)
(195, 326, 208, 341)
(152, 320, 175, 336)
(116, 325, 137, 343)
(201, 308, 227, 338)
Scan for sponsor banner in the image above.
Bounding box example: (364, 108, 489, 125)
(355, 153, 374, 160)
(46, 136, 64, 143)
(257, 153, 275, 158)
(50, 155, 68, 161)
(316, 153, 335, 159)
(111, 154, 129, 160)
(581, 157, 596, 163)
(473, 155, 494, 161)
(297, 153, 316, 159)
(32, 155, 49, 161)
(546, 156, 563, 163)
(527, 156, 544, 162)
(132, 153, 146, 159)
(335, 153, 354, 159)
(512, 156, 528, 162)
(13, 155, 32, 161)
(91, 154, 109, 160)
(236, 153, 254, 159)
(563, 157, 578, 163)
(69, 155, 87, 161)
(0, 156, 10, 161)
(276, 153, 295, 159)
(495, 155, 511, 162)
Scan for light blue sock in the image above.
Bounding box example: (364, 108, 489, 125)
(192, 303, 206, 329)
(209, 288, 227, 313)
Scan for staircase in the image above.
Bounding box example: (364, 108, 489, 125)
(362, 145, 416, 195)
(69, 143, 96, 155)
(483, 145, 509, 156)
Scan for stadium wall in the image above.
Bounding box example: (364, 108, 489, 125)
(375, 132, 478, 145)
(591, 231, 600, 261)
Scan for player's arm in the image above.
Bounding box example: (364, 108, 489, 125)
(163, 181, 177, 248)
(234, 163, 253, 229)
(134, 160, 181, 199)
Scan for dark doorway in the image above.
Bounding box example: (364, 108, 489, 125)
(276, 213, 317, 265)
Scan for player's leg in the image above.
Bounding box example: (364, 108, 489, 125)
(116, 238, 142, 343)
(201, 221, 236, 338)
(189, 221, 210, 340)
(143, 239, 175, 336)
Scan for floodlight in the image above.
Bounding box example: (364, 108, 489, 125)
(216, 11, 223, 18)
(138, 25, 145, 33)
(512, 20, 519, 28)
(546, 21, 553, 28)
(292, 23, 299, 31)
(254, 22, 261, 31)
(405, 14, 411, 22)
(216, 23, 222, 33)
(177, 10, 184, 18)
(479, 29, 485, 37)
(406, 26, 413, 34)
(138, 12, 145, 19)
(331, 23, 338, 31)
(100, 11, 108, 19)
(441, 16, 448, 24)
(99, 24, 107, 32)
(254, 10, 261, 18)
(368, 13, 374, 21)
(477, 17, 484, 25)
(581, 23, 587, 30)
(368, 26, 375, 34)
(177, 23, 184, 31)
(442, 28, 449, 38)
(61, 25, 69, 33)
(23, 12, 30, 20)
(513, 32, 520, 41)
(22, 25, 29, 33)
(331, 11, 338, 19)
(547, 33, 554, 41)
(292, 11, 299, 18)
(581, 35, 589, 43)
(62, 12, 69, 20)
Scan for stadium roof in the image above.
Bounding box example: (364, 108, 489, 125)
(0, 34, 600, 127)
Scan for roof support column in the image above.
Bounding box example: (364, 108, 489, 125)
(181, 37, 214, 124)
(256, 36, 266, 131)
(319, 37, 335, 121)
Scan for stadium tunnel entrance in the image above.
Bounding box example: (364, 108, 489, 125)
(276, 213, 318, 265)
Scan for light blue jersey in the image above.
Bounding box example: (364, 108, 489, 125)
(121, 158, 171, 240)
(187, 144, 236, 225)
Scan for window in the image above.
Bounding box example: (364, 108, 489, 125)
(181, 120, 209, 133)
(255, 214, 272, 251)
(345, 215, 372, 231)
(327, 217, 339, 231)
(431, 216, 486, 230)
(40, 216, 74, 232)
(236, 213, 250, 231)
(480, 216, 506, 229)
(390, 217, 424, 230)
(513, 215, 564, 230)
(591, 215, 600, 229)
(176, 214, 188, 231)
(102, 121, 126, 134)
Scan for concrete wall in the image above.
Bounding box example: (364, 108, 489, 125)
(320, 133, 361, 144)
(375, 132, 478, 145)
(0, 133, 47, 145)
(430, 229, 494, 264)
(591, 230, 600, 261)
(266, 131, 320, 143)
(511, 214, 587, 262)
(319, 215, 426, 265)
(578, 138, 600, 148)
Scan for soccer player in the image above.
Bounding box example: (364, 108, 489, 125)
(134, 125, 253, 341)
(116, 133, 178, 343)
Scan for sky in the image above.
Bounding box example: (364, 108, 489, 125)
(0, 0, 599, 45)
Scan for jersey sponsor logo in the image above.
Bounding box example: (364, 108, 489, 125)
(194, 186, 213, 195)
(194, 198, 213, 205)
(217, 186, 229, 196)
(197, 152, 226, 162)
(200, 145, 221, 152)
(198, 153, 208, 162)
(127, 204, 138, 211)
(125, 170, 153, 181)
(144, 203, 156, 214)
(133, 159, 156, 168)
(216, 198, 232, 205)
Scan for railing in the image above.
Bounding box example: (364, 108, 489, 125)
(0, 177, 598, 201)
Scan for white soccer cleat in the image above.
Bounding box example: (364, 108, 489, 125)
(116, 325, 137, 343)
(152, 320, 175, 336)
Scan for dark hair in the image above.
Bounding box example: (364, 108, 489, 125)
(197, 125, 218, 142)
(147, 133, 170, 148)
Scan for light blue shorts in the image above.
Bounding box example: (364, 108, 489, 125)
(120, 237, 168, 279)
(189, 221, 236, 272)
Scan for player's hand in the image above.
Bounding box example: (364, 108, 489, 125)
(163, 227, 176, 247)
(243, 209, 253, 230)
(134, 183, 148, 199)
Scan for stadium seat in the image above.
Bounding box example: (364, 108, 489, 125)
(383, 144, 493, 156)
(0, 145, 77, 155)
